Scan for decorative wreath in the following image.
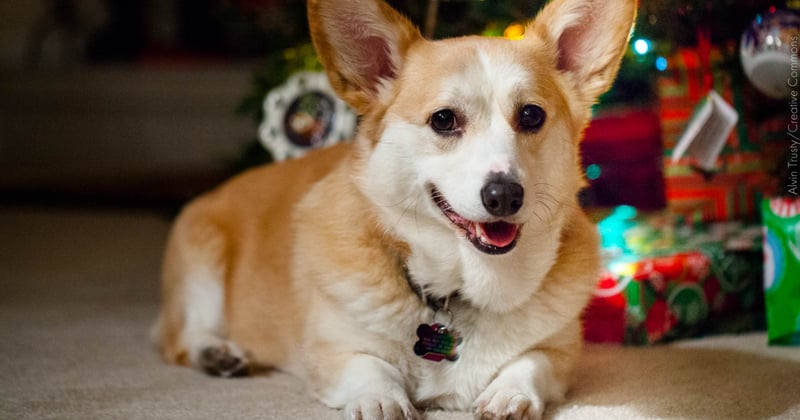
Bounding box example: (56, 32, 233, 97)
(258, 71, 357, 161)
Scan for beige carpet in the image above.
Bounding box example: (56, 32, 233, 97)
(1, 207, 798, 419)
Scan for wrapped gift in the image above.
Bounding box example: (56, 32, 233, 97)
(658, 48, 739, 152)
(584, 252, 711, 345)
(581, 109, 666, 210)
(658, 48, 773, 221)
(583, 208, 763, 345)
(762, 197, 800, 345)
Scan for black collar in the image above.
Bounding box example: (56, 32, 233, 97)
(402, 264, 460, 312)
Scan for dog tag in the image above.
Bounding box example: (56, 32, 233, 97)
(413, 323, 461, 362)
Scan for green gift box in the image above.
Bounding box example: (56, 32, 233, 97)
(762, 198, 800, 345)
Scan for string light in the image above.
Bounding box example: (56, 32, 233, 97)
(633, 38, 651, 55)
(655, 56, 668, 71)
(586, 164, 602, 180)
(503, 23, 525, 40)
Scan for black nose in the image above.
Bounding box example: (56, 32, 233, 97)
(481, 176, 524, 217)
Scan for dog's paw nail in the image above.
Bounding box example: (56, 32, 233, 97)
(474, 389, 543, 420)
(200, 345, 249, 377)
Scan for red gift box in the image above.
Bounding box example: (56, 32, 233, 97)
(583, 252, 710, 345)
(583, 244, 761, 345)
(658, 48, 772, 221)
(581, 109, 666, 210)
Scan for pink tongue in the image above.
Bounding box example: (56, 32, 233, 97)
(478, 221, 518, 248)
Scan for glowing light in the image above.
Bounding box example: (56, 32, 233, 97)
(655, 56, 668, 71)
(633, 38, 650, 55)
(503, 23, 525, 40)
(609, 260, 637, 278)
(597, 205, 638, 252)
(586, 164, 602, 180)
(616, 205, 638, 220)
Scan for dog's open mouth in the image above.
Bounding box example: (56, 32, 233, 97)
(431, 188, 520, 255)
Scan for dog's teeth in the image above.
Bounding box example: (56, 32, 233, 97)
(475, 223, 485, 241)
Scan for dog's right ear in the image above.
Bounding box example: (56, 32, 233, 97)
(308, 0, 421, 114)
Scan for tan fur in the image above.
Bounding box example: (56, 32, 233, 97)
(154, 0, 636, 418)
(155, 143, 352, 373)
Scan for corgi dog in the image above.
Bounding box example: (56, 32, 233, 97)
(152, 0, 636, 418)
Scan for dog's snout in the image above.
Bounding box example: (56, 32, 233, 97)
(481, 176, 524, 217)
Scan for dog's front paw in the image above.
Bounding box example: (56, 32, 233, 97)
(343, 394, 420, 420)
(199, 342, 249, 378)
(473, 388, 544, 420)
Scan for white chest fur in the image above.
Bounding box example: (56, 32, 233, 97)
(404, 297, 563, 410)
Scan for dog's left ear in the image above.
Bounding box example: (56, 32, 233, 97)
(528, 0, 637, 104)
(307, 0, 422, 114)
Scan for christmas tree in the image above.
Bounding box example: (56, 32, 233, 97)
(228, 0, 788, 174)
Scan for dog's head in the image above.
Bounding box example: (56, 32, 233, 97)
(309, 0, 635, 310)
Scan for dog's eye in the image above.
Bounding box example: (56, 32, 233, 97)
(518, 104, 546, 132)
(430, 109, 458, 134)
